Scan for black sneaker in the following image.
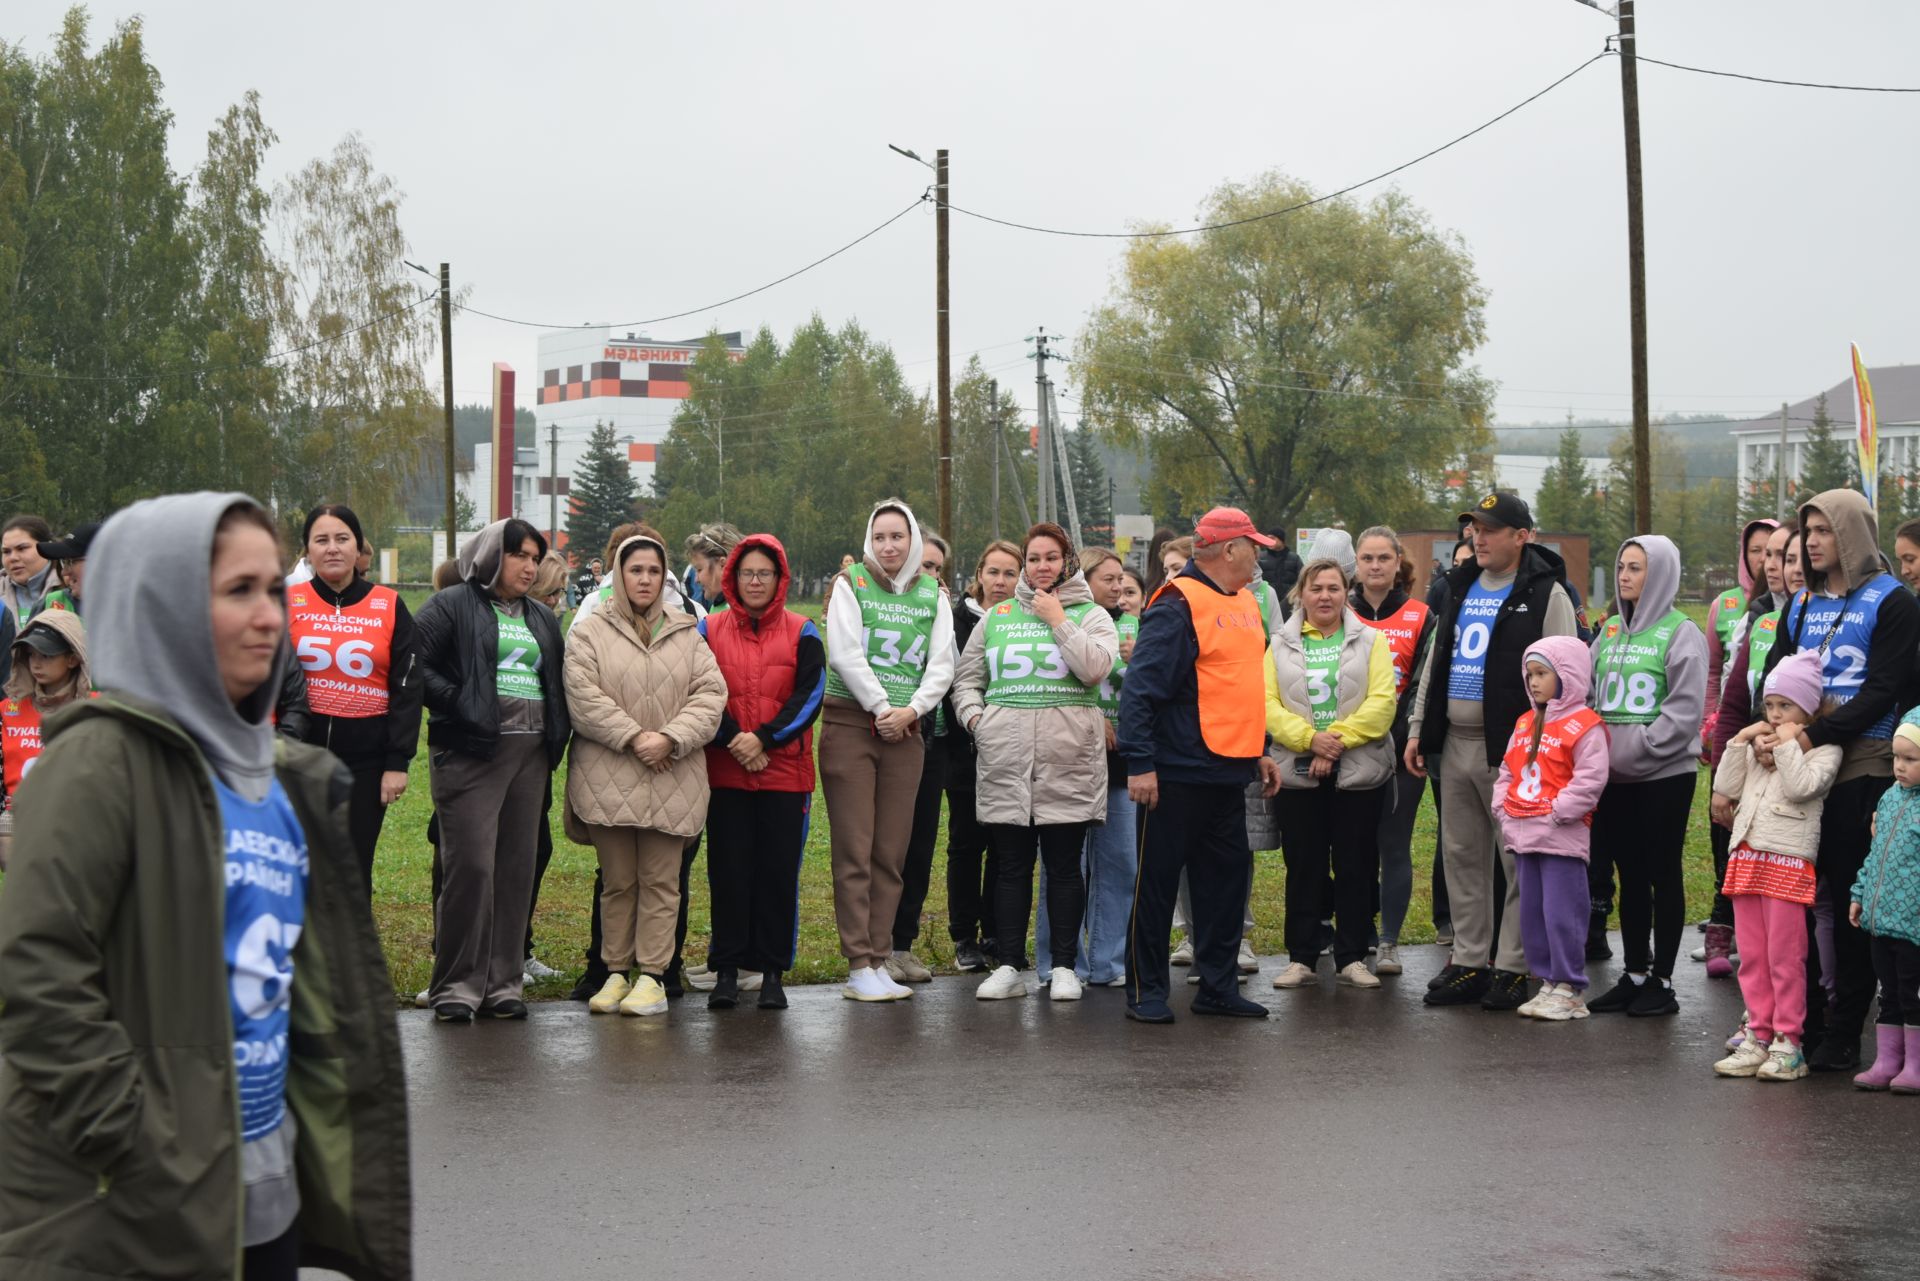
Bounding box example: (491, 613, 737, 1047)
(569, 962, 611, 1002)
(1585, 912, 1613, 961)
(954, 940, 990, 973)
(1625, 979, 1677, 1017)
(482, 999, 529, 1020)
(662, 963, 685, 1001)
(708, 967, 739, 1011)
(1587, 973, 1642, 1014)
(433, 1002, 473, 1023)
(1423, 966, 1491, 1007)
(1807, 1036, 1861, 1073)
(757, 971, 788, 1010)
(1192, 991, 1270, 1019)
(1480, 969, 1530, 1012)
(1427, 963, 1467, 992)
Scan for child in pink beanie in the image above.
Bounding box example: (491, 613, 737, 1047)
(1709, 650, 1841, 1081)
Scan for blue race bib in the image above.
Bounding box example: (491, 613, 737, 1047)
(1449, 578, 1512, 703)
(218, 778, 311, 1142)
(1786, 572, 1901, 740)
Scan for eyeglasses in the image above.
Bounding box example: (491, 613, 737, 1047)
(738, 569, 778, 583)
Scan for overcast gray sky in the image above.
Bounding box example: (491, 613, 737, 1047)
(11, 0, 1919, 437)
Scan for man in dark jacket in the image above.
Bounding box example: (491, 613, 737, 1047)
(1260, 530, 1302, 601)
(1406, 493, 1577, 1011)
(1121, 507, 1281, 1024)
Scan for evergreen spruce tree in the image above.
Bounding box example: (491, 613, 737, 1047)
(568, 421, 638, 565)
(1797, 393, 1856, 504)
(1064, 427, 1113, 540)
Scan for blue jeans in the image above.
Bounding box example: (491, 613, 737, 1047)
(1038, 786, 1137, 983)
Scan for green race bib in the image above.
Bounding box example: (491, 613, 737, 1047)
(494, 606, 543, 701)
(1303, 627, 1343, 730)
(1593, 606, 1686, 725)
(1709, 587, 1746, 654)
(1096, 612, 1139, 723)
(1745, 610, 1781, 703)
(1253, 581, 1277, 634)
(982, 598, 1103, 710)
(824, 570, 941, 709)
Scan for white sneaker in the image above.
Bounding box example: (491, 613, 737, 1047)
(686, 967, 717, 991)
(843, 966, 893, 1002)
(1375, 943, 1403, 975)
(739, 971, 763, 993)
(1689, 944, 1707, 963)
(1237, 939, 1259, 973)
(874, 968, 914, 1000)
(1050, 969, 1084, 1001)
(1537, 983, 1589, 1021)
(1337, 961, 1381, 989)
(976, 965, 1028, 1000)
(1171, 938, 1194, 966)
(1714, 1033, 1770, 1077)
(523, 955, 560, 981)
(1105, 973, 1128, 988)
(1272, 962, 1316, 989)
(414, 989, 430, 1010)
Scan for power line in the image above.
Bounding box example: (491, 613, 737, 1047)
(1, 291, 441, 385)
(941, 54, 1610, 240)
(1636, 54, 1920, 94)
(456, 196, 928, 331)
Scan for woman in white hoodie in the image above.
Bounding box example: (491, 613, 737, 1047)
(822, 499, 956, 1002)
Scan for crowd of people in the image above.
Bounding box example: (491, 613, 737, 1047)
(7, 482, 1920, 1276)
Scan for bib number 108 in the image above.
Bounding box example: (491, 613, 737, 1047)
(1599, 671, 1658, 715)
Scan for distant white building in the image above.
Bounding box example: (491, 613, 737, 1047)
(1729, 364, 1920, 499)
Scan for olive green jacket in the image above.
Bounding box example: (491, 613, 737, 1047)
(0, 694, 411, 1280)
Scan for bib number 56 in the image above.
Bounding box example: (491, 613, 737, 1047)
(296, 635, 376, 679)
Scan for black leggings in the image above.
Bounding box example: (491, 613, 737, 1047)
(945, 787, 997, 944)
(345, 764, 390, 894)
(894, 735, 949, 950)
(1277, 783, 1384, 970)
(1590, 773, 1696, 978)
(991, 822, 1089, 971)
(243, 1224, 299, 1281)
(1871, 934, 1920, 1027)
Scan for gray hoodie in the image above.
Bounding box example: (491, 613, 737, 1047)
(88, 493, 287, 803)
(1589, 533, 1706, 782)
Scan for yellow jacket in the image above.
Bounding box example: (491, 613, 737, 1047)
(1264, 614, 1396, 754)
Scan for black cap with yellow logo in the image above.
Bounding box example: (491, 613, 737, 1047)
(1457, 492, 1534, 531)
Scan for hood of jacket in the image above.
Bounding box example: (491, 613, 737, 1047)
(5, 609, 90, 706)
(1522, 634, 1593, 720)
(859, 499, 926, 596)
(605, 534, 679, 641)
(1016, 568, 1094, 610)
(1739, 518, 1780, 596)
(457, 519, 518, 592)
(88, 492, 286, 802)
(1801, 488, 1883, 592)
(721, 533, 793, 617)
(1614, 533, 1683, 632)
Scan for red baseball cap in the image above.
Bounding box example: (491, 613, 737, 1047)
(1193, 507, 1277, 549)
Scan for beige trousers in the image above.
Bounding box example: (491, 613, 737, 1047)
(820, 701, 925, 969)
(591, 824, 688, 975)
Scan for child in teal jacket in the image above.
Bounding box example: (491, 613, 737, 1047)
(1851, 708, 1920, 1092)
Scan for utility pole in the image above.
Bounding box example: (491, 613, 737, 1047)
(1777, 401, 1790, 519)
(990, 378, 1001, 541)
(1032, 328, 1055, 524)
(1617, 2, 1652, 535)
(549, 422, 560, 546)
(936, 149, 951, 539)
(438, 263, 456, 561)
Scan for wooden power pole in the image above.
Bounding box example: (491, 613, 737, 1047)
(1617, 2, 1652, 535)
(439, 263, 457, 560)
(936, 149, 952, 540)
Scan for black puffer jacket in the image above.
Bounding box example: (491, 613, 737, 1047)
(413, 580, 570, 765)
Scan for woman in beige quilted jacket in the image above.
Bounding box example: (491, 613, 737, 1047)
(951, 522, 1118, 1003)
(564, 534, 727, 1018)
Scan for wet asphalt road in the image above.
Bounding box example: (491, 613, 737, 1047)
(395, 939, 1920, 1281)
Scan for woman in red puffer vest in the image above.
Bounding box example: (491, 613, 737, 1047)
(698, 534, 826, 1009)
